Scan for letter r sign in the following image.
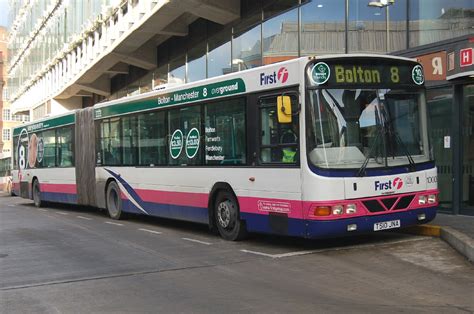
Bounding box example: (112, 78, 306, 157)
(460, 48, 473, 67)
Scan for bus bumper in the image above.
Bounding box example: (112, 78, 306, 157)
(305, 206, 437, 239)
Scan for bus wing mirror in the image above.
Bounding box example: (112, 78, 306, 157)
(277, 96, 292, 124)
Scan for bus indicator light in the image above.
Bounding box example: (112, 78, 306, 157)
(314, 206, 331, 216)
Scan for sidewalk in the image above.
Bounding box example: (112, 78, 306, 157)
(417, 213, 474, 263)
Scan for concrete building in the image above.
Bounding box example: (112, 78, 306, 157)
(6, 0, 474, 214)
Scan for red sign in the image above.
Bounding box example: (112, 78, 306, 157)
(460, 48, 473, 67)
(416, 51, 446, 81)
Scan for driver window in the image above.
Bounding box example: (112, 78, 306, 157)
(259, 96, 299, 164)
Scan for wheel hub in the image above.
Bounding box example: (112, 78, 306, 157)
(217, 201, 233, 228)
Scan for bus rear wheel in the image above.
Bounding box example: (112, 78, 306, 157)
(106, 181, 125, 220)
(32, 179, 42, 208)
(214, 191, 247, 241)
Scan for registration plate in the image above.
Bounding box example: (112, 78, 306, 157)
(374, 219, 400, 231)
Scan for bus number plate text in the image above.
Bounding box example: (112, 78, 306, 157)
(374, 220, 400, 231)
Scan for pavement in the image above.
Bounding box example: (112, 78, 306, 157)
(407, 213, 474, 263)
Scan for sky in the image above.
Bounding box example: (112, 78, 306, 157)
(0, 0, 9, 28)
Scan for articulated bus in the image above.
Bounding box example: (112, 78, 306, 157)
(11, 55, 438, 240)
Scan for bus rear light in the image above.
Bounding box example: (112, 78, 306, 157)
(332, 205, 343, 215)
(428, 194, 436, 204)
(417, 213, 426, 221)
(314, 206, 331, 216)
(345, 204, 357, 214)
(418, 195, 427, 205)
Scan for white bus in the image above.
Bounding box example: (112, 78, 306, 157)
(12, 55, 438, 240)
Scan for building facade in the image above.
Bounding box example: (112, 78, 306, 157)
(0, 26, 29, 160)
(6, 0, 474, 214)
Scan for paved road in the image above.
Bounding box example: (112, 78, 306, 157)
(1, 193, 473, 313)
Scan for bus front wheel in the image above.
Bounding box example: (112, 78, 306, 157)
(214, 191, 247, 241)
(32, 180, 42, 208)
(106, 181, 124, 220)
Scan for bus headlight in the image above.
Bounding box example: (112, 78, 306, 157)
(345, 204, 357, 214)
(418, 195, 427, 205)
(428, 194, 437, 204)
(332, 205, 343, 215)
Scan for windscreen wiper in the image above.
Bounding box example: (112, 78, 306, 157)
(391, 130, 416, 171)
(356, 124, 384, 177)
(382, 99, 417, 172)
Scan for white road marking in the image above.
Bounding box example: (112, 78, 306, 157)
(105, 221, 123, 226)
(138, 228, 162, 235)
(38, 208, 48, 212)
(77, 216, 92, 221)
(182, 238, 212, 246)
(240, 249, 277, 258)
(7, 204, 16, 207)
(241, 237, 429, 259)
(56, 211, 68, 215)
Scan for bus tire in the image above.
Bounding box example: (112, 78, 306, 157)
(32, 179, 43, 208)
(214, 190, 247, 241)
(106, 181, 125, 220)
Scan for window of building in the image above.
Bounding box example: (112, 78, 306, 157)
(300, 0, 346, 55)
(168, 106, 202, 166)
(187, 43, 207, 82)
(169, 55, 186, 84)
(2, 129, 11, 141)
(426, 87, 453, 210)
(387, 0, 407, 52)
(232, 24, 262, 71)
(348, 0, 387, 53)
(262, 6, 298, 65)
(205, 98, 246, 165)
(153, 64, 169, 88)
(2, 109, 10, 121)
(2, 87, 8, 102)
(409, 0, 474, 48)
(208, 28, 232, 78)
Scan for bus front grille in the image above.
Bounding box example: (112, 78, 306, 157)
(363, 194, 416, 213)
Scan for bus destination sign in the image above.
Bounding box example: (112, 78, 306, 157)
(308, 59, 424, 87)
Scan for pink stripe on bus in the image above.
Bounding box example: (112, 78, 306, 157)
(135, 189, 209, 208)
(41, 183, 77, 194)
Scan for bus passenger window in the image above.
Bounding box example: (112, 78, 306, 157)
(168, 106, 202, 166)
(205, 98, 246, 165)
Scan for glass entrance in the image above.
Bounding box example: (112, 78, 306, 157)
(461, 84, 474, 214)
(427, 87, 453, 211)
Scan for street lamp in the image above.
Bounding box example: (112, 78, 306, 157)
(368, 0, 395, 52)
